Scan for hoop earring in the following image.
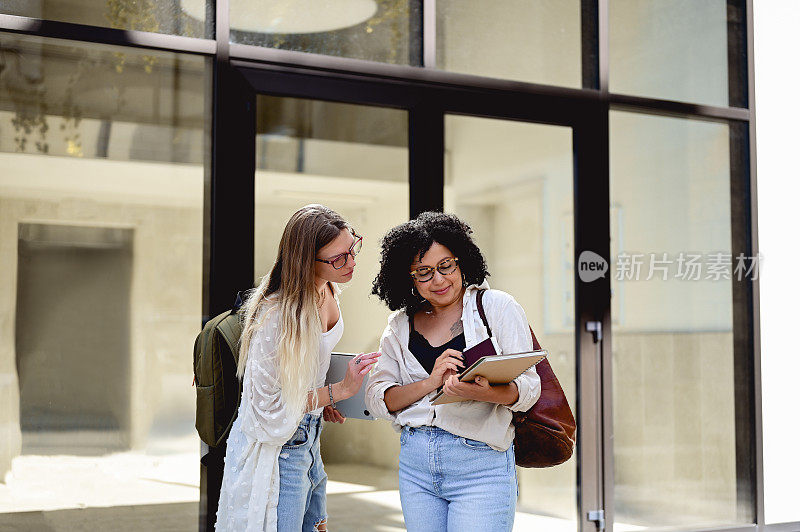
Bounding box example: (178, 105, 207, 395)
(411, 285, 423, 300)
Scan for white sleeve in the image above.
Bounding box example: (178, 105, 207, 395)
(496, 297, 541, 412)
(238, 316, 302, 445)
(365, 327, 403, 421)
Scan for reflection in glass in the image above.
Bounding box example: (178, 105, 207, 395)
(2, 0, 210, 39)
(0, 33, 204, 523)
(437, 0, 582, 87)
(444, 115, 578, 530)
(254, 96, 409, 499)
(609, 0, 741, 107)
(610, 111, 752, 528)
(231, 0, 422, 66)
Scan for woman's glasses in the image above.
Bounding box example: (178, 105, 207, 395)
(315, 234, 363, 270)
(409, 257, 459, 282)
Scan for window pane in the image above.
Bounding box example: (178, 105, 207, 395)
(444, 115, 578, 530)
(254, 96, 410, 509)
(609, 0, 745, 107)
(610, 111, 753, 528)
(2, 0, 211, 39)
(231, 1, 422, 66)
(437, 0, 583, 87)
(0, 33, 205, 526)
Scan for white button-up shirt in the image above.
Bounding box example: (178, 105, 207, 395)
(365, 282, 542, 451)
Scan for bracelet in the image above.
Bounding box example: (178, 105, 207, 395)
(328, 383, 337, 409)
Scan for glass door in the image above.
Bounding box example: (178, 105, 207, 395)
(252, 94, 413, 530)
(608, 111, 755, 530)
(443, 114, 579, 530)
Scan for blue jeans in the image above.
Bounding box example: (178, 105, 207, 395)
(277, 413, 327, 531)
(398, 426, 517, 532)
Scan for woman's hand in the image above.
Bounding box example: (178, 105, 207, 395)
(442, 374, 519, 405)
(425, 349, 464, 390)
(322, 405, 345, 423)
(339, 351, 381, 398)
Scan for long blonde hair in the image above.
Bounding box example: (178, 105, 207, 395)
(238, 205, 350, 421)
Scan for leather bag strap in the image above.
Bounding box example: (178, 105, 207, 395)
(475, 289, 493, 338)
(477, 289, 543, 350)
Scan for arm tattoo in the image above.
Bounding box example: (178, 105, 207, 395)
(449, 319, 464, 338)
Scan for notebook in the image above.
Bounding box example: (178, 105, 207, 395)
(430, 349, 548, 405)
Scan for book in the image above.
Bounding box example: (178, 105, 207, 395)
(430, 349, 548, 405)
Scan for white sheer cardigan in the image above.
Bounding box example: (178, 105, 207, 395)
(215, 303, 304, 532)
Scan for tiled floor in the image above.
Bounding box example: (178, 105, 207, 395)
(0, 446, 587, 531)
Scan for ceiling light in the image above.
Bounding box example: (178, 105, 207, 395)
(181, 0, 378, 34)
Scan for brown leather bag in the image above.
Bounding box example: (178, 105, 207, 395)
(476, 290, 576, 468)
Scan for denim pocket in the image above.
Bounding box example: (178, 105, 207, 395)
(283, 425, 309, 448)
(460, 437, 492, 450)
(400, 428, 410, 445)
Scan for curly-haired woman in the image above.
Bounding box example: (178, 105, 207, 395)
(365, 211, 541, 531)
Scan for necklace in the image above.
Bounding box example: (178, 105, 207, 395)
(316, 285, 327, 308)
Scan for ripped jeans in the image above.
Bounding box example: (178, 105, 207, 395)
(277, 413, 327, 531)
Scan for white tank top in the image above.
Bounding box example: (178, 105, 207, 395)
(311, 299, 343, 414)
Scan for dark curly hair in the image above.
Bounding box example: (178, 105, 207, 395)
(371, 211, 489, 313)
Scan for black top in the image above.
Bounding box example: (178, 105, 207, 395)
(407, 313, 466, 375)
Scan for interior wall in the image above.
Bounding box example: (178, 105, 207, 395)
(16, 227, 132, 449)
(0, 152, 203, 477)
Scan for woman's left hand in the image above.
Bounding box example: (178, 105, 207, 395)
(442, 375, 519, 405)
(322, 405, 345, 423)
(442, 374, 494, 402)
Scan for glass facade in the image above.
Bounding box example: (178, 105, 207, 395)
(0, 2, 778, 531)
(0, 32, 205, 521)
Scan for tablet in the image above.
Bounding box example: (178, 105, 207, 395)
(324, 352, 377, 420)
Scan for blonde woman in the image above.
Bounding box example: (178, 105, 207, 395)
(215, 205, 380, 532)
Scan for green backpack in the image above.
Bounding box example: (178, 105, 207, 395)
(193, 301, 244, 448)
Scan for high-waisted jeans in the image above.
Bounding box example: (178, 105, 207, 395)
(398, 425, 518, 532)
(277, 413, 327, 531)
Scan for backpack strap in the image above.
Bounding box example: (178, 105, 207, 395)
(476, 289, 493, 338)
(217, 310, 243, 363)
(215, 311, 244, 447)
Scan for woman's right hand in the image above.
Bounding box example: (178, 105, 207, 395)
(339, 351, 381, 398)
(426, 349, 464, 389)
